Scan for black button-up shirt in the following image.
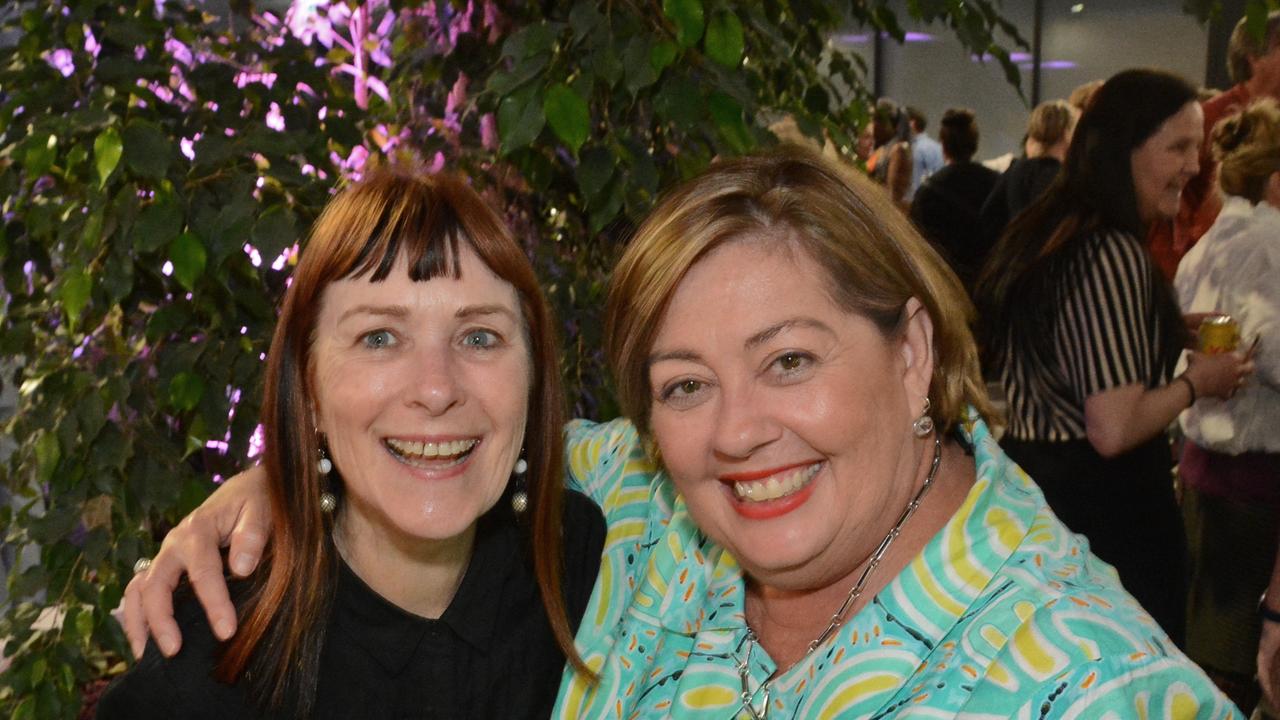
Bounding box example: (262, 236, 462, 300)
(97, 490, 605, 719)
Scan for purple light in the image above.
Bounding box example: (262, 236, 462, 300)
(180, 137, 196, 160)
(247, 424, 264, 459)
(45, 49, 74, 77)
(161, 260, 174, 276)
(1009, 52, 1032, 62)
(1041, 60, 1078, 70)
(266, 102, 285, 131)
(903, 32, 935, 42)
(244, 243, 263, 268)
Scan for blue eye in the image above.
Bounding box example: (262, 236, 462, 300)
(463, 329, 499, 348)
(362, 330, 396, 349)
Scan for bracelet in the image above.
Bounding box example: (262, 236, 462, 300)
(1260, 593, 1280, 624)
(1176, 374, 1197, 406)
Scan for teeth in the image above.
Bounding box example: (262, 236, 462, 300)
(385, 438, 477, 462)
(732, 464, 820, 502)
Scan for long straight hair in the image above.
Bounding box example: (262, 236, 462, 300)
(215, 168, 582, 715)
(976, 68, 1194, 368)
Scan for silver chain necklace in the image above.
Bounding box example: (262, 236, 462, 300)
(736, 433, 943, 720)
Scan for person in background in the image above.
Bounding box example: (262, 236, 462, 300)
(906, 106, 944, 201)
(1149, 10, 1280, 280)
(980, 99, 1078, 249)
(1068, 79, 1104, 113)
(867, 97, 913, 210)
(1175, 98, 1280, 715)
(909, 108, 999, 292)
(97, 169, 604, 718)
(976, 68, 1254, 647)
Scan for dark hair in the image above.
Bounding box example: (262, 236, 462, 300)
(1228, 10, 1280, 84)
(874, 98, 911, 143)
(939, 108, 979, 162)
(977, 69, 1194, 374)
(906, 106, 928, 132)
(217, 168, 581, 715)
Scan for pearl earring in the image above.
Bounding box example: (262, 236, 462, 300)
(511, 454, 529, 514)
(317, 446, 336, 512)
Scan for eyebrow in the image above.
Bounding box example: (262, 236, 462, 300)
(455, 304, 519, 322)
(647, 317, 835, 367)
(338, 304, 410, 324)
(337, 303, 518, 324)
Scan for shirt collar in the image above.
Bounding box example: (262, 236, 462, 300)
(873, 414, 1041, 651)
(332, 507, 520, 673)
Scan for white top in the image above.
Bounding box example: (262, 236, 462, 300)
(1175, 195, 1280, 454)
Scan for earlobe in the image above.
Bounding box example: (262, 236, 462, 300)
(899, 298, 935, 396)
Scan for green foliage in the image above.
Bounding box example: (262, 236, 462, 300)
(0, 1, 358, 715)
(0, 0, 1038, 715)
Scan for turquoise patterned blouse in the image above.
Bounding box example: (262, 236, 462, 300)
(553, 415, 1240, 719)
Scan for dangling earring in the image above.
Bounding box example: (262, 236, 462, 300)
(913, 397, 935, 438)
(318, 446, 337, 513)
(511, 453, 529, 514)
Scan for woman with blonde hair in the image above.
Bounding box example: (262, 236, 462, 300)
(125, 149, 1237, 717)
(979, 99, 1079, 256)
(1176, 98, 1280, 712)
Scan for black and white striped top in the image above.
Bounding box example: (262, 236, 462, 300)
(999, 231, 1172, 442)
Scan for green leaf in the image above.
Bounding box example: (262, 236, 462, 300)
(500, 22, 560, 61)
(102, 244, 135, 304)
(1247, 1, 1269, 43)
(170, 232, 207, 291)
(123, 119, 172, 180)
(650, 40, 679, 75)
(708, 92, 753, 153)
(35, 432, 60, 485)
(81, 206, 106, 249)
(803, 85, 831, 115)
(93, 127, 123, 188)
(543, 84, 590, 154)
(654, 75, 703, 125)
(705, 11, 744, 67)
(132, 198, 183, 253)
(497, 85, 545, 155)
(575, 147, 616, 205)
(167, 371, 205, 412)
(24, 132, 58, 179)
(59, 268, 92, 329)
(251, 205, 297, 260)
(663, 0, 705, 47)
(624, 37, 658, 95)
(569, 3, 606, 40)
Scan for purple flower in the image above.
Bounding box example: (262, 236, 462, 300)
(45, 48, 74, 77)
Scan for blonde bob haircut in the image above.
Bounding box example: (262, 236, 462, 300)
(605, 147, 993, 438)
(1213, 98, 1280, 204)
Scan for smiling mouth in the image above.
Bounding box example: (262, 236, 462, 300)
(383, 438, 478, 469)
(731, 463, 821, 502)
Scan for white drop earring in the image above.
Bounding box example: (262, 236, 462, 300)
(913, 397, 935, 438)
(511, 453, 529, 514)
(318, 446, 336, 513)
